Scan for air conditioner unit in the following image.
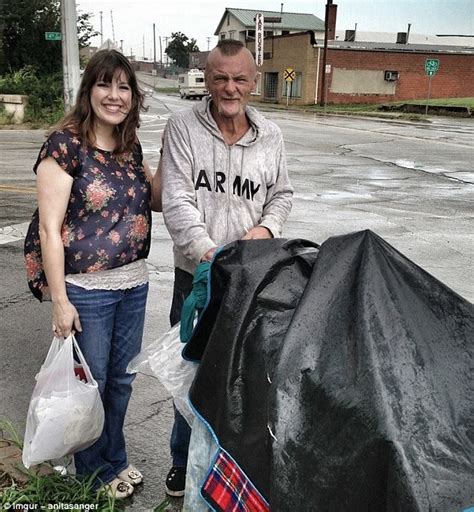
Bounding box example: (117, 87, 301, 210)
(384, 70, 399, 81)
(397, 32, 408, 44)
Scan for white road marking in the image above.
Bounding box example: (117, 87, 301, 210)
(0, 221, 30, 244)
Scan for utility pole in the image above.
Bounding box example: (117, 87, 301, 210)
(120, 39, 123, 52)
(159, 36, 162, 64)
(60, 0, 81, 111)
(320, 0, 332, 107)
(142, 35, 145, 60)
(164, 36, 169, 65)
(153, 23, 156, 66)
(99, 10, 103, 45)
(110, 10, 115, 44)
(206, 37, 212, 50)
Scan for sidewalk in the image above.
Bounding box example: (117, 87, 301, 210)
(136, 71, 178, 90)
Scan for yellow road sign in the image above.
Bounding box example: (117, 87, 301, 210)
(284, 68, 296, 82)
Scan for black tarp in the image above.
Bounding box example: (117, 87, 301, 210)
(186, 230, 474, 512)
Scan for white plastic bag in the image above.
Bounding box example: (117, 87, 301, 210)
(128, 323, 198, 426)
(22, 335, 105, 468)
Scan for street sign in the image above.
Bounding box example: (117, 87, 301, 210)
(255, 13, 264, 67)
(45, 32, 62, 41)
(284, 68, 296, 82)
(425, 58, 440, 76)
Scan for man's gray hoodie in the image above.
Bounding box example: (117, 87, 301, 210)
(161, 97, 293, 275)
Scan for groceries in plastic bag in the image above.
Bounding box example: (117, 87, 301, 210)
(128, 323, 197, 426)
(22, 335, 104, 468)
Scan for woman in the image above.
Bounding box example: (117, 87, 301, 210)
(24, 49, 161, 499)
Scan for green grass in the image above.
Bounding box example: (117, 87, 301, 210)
(0, 420, 122, 511)
(1, 472, 123, 511)
(402, 97, 474, 108)
(302, 103, 380, 113)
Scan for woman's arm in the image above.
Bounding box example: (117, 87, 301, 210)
(144, 158, 162, 212)
(37, 157, 82, 337)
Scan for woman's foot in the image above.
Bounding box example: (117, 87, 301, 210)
(99, 477, 134, 499)
(118, 464, 143, 486)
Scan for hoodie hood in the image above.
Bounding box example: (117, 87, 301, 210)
(192, 96, 263, 147)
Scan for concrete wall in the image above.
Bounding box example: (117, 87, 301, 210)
(331, 69, 396, 95)
(0, 95, 28, 123)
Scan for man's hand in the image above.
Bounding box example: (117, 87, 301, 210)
(201, 247, 217, 262)
(241, 226, 273, 240)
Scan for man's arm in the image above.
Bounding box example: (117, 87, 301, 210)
(161, 117, 217, 263)
(252, 131, 293, 238)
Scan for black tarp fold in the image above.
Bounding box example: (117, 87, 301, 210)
(186, 230, 473, 511)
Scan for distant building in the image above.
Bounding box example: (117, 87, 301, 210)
(247, 31, 474, 105)
(335, 30, 474, 47)
(79, 46, 97, 64)
(99, 39, 120, 51)
(189, 51, 210, 70)
(215, 7, 326, 42)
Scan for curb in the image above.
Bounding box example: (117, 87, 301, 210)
(0, 438, 52, 488)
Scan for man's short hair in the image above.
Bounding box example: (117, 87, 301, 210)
(216, 39, 245, 56)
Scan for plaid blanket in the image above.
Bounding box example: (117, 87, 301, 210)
(202, 449, 269, 512)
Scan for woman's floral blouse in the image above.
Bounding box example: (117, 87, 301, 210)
(24, 129, 151, 301)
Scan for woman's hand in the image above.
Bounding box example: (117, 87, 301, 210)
(52, 299, 82, 338)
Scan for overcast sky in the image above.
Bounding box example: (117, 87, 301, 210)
(76, 0, 474, 59)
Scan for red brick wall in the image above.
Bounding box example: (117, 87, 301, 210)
(324, 49, 474, 104)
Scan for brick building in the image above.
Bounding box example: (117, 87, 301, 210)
(246, 31, 474, 105)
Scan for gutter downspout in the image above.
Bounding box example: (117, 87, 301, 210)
(314, 46, 321, 104)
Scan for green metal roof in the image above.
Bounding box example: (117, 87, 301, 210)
(215, 7, 325, 35)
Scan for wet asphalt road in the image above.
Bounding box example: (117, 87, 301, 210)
(0, 91, 472, 510)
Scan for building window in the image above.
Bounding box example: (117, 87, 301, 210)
(229, 30, 236, 40)
(264, 72, 279, 99)
(247, 29, 255, 40)
(282, 72, 302, 98)
(220, 33, 226, 40)
(227, 14, 230, 25)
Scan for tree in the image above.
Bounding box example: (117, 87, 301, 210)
(1, 0, 98, 75)
(165, 32, 199, 69)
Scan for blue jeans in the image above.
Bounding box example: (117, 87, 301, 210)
(169, 268, 193, 468)
(66, 282, 149, 486)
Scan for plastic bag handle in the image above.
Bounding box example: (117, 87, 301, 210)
(41, 336, 64, 369)
(69, 334, 95, 384)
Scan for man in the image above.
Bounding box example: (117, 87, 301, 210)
(161, 39, 293, 497)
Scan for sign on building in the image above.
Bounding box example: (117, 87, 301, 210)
(255, 13, 264, 67)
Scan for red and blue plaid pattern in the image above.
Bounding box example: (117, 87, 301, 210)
(201, 449, 269, 512)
